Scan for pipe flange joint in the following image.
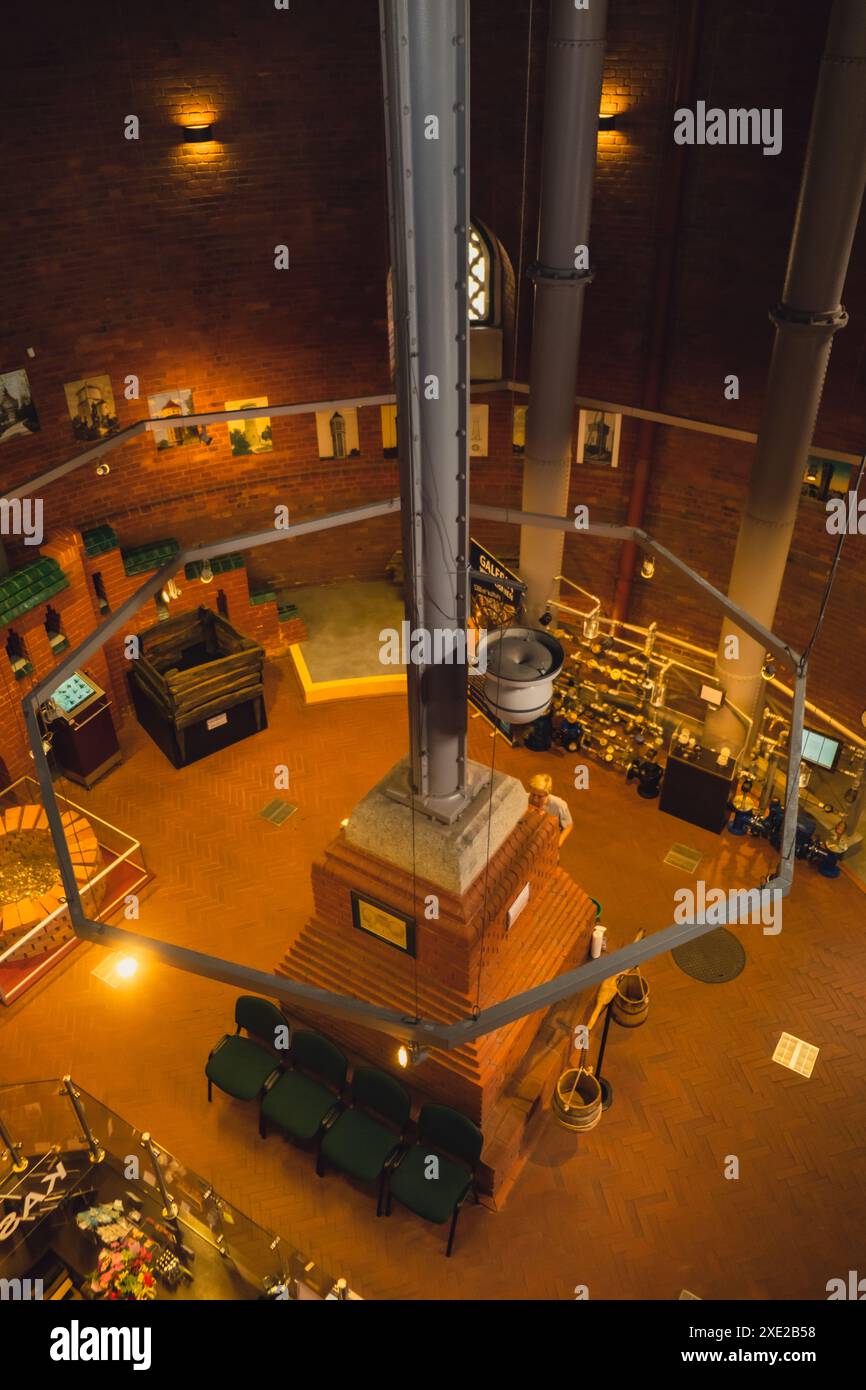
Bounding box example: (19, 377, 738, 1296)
(769, 301, 848, 332)
(527, 261, 594, 290)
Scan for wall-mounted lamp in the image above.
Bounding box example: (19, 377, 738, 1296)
(598, 113, 618, 131)
(182, 123, 214, 143)
(95, 462, 110, 477)
(761, 653, 776, 681)
(160, 578, 182, 605)
(198, 425, 214, 446)
(397, 1042, 429, 1069)
(199, 558, 214, 584)
(640, 554, 655, 580)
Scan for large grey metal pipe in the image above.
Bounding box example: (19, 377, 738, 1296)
(380, 0, 471, 816)
(519, 0, 607, 623)
(708, 0, 866, 751)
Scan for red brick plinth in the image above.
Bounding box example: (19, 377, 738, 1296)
(277, 806, 596, 1195)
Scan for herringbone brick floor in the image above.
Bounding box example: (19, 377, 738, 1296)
(1, 658, 864, 1299)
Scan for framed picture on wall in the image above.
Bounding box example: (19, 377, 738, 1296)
(802, 453, 854, 504)
(64, 374, 119, 442)
(380, 404, 398, 458)
(225, 396, 273, 456)
(316, 407, 360, 460)
(0, 368, 40, 442)
(512, 403, 527, 454)
(469, 403, 489, 457)
(576, 408, 622, 468)
(148, 389, 198, 450)
(351, 890, 416, 957)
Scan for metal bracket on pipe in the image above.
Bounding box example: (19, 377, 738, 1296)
(527, 262, 594, 290)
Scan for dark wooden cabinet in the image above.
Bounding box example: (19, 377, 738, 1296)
(659, 744, 736, 835)
(48, 672, 121, 789)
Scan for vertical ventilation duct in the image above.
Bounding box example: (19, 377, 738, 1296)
(380, 0, 475, 820)
(708, 0, 866, 750)
(518, 0, 608, 623)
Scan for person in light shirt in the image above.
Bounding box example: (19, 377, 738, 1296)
(528, 772, 573, 845)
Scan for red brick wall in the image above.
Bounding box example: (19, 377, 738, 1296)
(2, 0, 865, 734)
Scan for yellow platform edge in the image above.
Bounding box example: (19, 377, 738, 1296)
(289, 644, 407, 704)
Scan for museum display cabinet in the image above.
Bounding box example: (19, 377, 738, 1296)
(129, 608, 266, 769)
(0, 1079, 356, 1301)
(0, 777, 148, 1007)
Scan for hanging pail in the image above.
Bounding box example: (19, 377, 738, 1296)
(551, 1068, 603, 1131)
(611, 971, 649, 1027)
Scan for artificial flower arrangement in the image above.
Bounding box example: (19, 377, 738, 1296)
(91, 1240, 157, 1301)
(76, 1201, 157, 1301)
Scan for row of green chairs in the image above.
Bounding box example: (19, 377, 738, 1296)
(205, 995, 484, 1256)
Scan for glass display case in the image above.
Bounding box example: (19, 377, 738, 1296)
(0, 777, 149, 1006)
(0, 1079, 356, 1301)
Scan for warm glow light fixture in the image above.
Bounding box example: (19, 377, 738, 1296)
(183, 123, 214, 143)
(397, 1042, 429, 1069)
(598, 113, 618, 131)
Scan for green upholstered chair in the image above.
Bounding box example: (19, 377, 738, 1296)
(206, 995, 285, 1104)
(317, 1066, 411, 1214)
(385, 1103, 484, 1256)
(259, 1029, 347, 1143)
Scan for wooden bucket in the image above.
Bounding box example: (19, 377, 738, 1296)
(612, 970, 649, 1027)
(551, 1068, 603, 1131)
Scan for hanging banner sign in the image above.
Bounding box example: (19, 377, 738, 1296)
(469, 538, 523, 628)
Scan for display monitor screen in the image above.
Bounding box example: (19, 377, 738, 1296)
(51, 672, 97, 714)
(801, 728, 841, 771)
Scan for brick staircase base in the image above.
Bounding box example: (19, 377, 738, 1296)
(276, 805, 596, 1197)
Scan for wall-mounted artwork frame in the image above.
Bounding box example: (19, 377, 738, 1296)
(380, 404, 398, 458)
(316, 407, 360, 460)
(512, 403, 527, 454)
(64, 374, 119, 442)
(0, 368, 40, 443)
(225, 397, 273, 456)
(469, 403, 489, 457)
(351, 890, 416, 957)
(148, 389, 198, 450)
(802, 453, 853, 504)
(576, 408, 621, 468)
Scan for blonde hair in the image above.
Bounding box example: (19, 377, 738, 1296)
(529, 773, 553, 794)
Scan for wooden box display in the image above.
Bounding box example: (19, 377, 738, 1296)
(129, 607, 266, 768)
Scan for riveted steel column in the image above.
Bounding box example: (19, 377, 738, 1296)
(380, 0, 470, 816)
(519, 0, 607, 623)
(709, 0, 866, 750)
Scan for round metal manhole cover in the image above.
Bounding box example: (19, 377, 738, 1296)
(672, 928, 746, 983)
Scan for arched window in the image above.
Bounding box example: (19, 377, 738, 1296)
(468, 222, 494, 325)
(387, 219, 511, 382)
